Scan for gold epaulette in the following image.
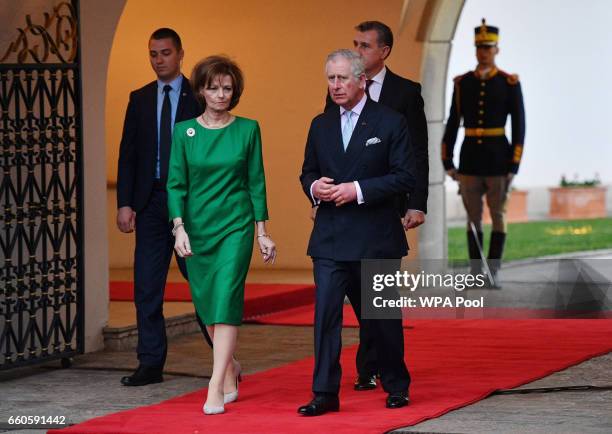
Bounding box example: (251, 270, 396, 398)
(507, 74, 519, 85)
(499, 69, 519, 85)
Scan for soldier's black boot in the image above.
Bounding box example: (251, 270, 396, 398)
(467, 230, 484, 276)
(487, 231, 506, 288)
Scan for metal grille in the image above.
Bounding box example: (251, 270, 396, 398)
(0, 1, 83, 369)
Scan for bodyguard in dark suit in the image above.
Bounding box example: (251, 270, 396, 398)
(324, 21, 429, 391)
(116, 28, 207, 386)
(298, 50, 413, 416)
(326, 21, 428, 217)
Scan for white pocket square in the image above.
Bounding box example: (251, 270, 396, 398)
(365, 137, 381, 146)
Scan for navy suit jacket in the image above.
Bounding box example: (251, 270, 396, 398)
(326, 68, 429, 212)
(300, 99, 415, 261)
(117, 75, 201, 212)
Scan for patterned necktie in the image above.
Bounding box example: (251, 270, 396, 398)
(342, 110, 353, 151)
(159, 84, 172, 182)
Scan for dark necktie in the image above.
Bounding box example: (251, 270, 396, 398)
(365, 79, 374, 99)
(159, 84, 172, 183)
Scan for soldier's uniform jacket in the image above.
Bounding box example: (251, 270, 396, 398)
(441, 67, 525, 175)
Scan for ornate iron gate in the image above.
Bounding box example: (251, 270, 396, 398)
(0, 0, 84, 369)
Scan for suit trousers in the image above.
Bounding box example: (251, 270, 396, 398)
(312, 258, 411, 395)
(134, 188, 211, 368)
(352, 300, 378, 377)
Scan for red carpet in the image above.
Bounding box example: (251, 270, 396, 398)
(245, 303, 383, 327)
(109, 281, 315, 319)
(245, 303, 612, 327)
(49, 319, 612, 434)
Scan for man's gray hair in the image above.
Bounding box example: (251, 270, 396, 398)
(326, 49, 365, 79)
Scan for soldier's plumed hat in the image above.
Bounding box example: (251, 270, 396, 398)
(474, 18, 499, 46)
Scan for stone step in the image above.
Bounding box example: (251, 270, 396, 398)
(103, 312, 201, 351)
(103, 281, 316, 351)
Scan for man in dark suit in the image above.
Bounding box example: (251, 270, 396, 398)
(116, 28, 209, 386)
(324, 20, 429, 391)
(298, 49, 413, 416)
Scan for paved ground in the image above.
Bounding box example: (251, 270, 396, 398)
(0, 325, 357, 433)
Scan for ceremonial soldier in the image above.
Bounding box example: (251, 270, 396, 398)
(441, 19, 525, 283)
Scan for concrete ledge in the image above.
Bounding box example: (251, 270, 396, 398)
(103, 313, 200, 351)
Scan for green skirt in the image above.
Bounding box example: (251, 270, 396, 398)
(185, 224, 254, 326)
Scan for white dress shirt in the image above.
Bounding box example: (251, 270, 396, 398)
(310, 94, 367, 205)
(366, 66, 386, 102)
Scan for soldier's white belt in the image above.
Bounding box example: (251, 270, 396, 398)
(464, 127, 505, 137)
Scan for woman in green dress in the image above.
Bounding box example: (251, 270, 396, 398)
(167, 55, 276, 415)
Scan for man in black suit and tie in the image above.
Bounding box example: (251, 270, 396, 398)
(116, 28, 209, 386)
(298, 49, 413, 416)
(325, 20, 429, 392)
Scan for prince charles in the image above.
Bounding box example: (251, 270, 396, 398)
(298, 49, 414, 416)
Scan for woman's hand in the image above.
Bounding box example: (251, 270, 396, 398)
(257, 235, 276, 264)
(174, 226, 193, 257)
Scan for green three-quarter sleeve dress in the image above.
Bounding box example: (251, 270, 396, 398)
(167, 116, 269, 326)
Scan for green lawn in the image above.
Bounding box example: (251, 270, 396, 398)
(448, 217, 612, 261)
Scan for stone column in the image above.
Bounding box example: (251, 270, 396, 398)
(418, 0, 464, 259)
(80, 0, 126, 351)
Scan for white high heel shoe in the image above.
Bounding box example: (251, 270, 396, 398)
(203, 389, 225, 415)
(223, 360, 242, 404)
(203, 403, 225, 415)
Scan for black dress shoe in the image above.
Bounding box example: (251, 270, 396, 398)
(297, 395, 340, 416)
(354, 374, 377, 391)
(120, 365, 163, 386)
(386, 391, 410, 409)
